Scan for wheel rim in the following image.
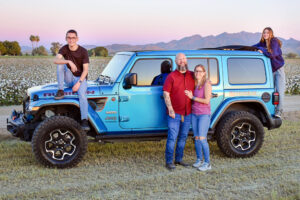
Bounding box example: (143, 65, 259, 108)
(44, 129, 77, 161)
(231, 122, 256, 151)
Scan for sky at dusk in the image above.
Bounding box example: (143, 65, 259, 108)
(0, 0, 299, 48)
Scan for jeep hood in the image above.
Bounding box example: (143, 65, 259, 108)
(27, 81, 112, 100)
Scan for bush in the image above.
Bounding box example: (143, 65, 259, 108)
(1, 41, 21, 56)
(50, 42, 62, 56)
(0, 42, 7, 55)
(286, 52, 298, 59)
(88, 47, 108, 57)
(32, 46, 48, 56)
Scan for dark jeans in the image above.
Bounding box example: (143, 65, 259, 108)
(165, 114, 191, 164)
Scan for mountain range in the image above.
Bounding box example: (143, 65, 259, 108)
(21, 31, 300, 55)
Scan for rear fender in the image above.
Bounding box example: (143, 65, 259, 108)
(211, 97, 272, 129)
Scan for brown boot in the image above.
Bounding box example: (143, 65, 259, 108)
(54, 90, 64, 100)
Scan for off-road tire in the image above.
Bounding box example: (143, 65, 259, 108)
(32, 116, 87, 168)
(216, 111, 264, 158)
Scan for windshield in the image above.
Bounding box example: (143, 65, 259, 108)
(101, 54, 132, 82)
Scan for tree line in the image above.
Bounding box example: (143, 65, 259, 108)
(0, 38, 298, 58)
(0, 35, 109, 57)
(0, 41, 21, 56)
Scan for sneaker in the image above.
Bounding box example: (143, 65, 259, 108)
(81, 119, 90, 131)
(192, 159, 203, 168)
(54, 90, 64, 100)
(275, 109, 282, 118)
(166, 163, 176, 170)
(198, 162, 211, 171)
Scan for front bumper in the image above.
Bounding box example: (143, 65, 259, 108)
(7, 110, 25, 136)
(6, 110, 36, 141)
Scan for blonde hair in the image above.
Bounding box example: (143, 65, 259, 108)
(260, 27, 282, 53)
(194, 64, 207, 90)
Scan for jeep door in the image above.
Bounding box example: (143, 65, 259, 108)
(118, 57, 172, 130)
(187, 56, 224, 116)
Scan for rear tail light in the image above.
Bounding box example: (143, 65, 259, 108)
(272, 92, 279, 105)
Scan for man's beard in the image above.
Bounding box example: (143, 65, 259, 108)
(178, 64, 188, 71)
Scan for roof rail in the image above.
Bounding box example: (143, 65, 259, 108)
(133, 50, 161, 53)
(199, 45, 259, 51)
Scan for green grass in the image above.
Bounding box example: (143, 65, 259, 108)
(0, 120, 299, 200)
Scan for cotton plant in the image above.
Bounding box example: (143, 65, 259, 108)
(0, 57, 108, 105)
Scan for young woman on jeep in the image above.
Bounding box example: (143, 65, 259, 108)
(253, 27, 285, 118)
(184, 64, 212, 171)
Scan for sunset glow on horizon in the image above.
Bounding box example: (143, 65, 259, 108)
(0, 0, 299, 47)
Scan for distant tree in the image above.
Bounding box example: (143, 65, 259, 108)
(36, 36, 40, 47)
(0, 42, 7, 55)
(89, 49, 95, 57)
(10, 41, 21, 55)
(50, 42, 62, 56)
(32, 46, 48, 56)
(286, 52, 298, 59)
(88, 47, 108, 57)
(3, 41, 11, 55)
(29, 35, 40, 55)
(30, 35, 35, 54)
(3, 41, 21, 55)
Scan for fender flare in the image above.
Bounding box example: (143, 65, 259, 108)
(211, 97, 275, 130)
(31, 99, 107, 134)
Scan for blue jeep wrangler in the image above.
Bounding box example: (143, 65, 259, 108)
(7, 46, 282, 168)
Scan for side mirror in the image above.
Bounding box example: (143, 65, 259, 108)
(123, 73, 137, 89)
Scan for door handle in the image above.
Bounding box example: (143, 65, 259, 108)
(212, 93, 218, 98)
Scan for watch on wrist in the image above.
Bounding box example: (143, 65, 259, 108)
(79, 80, 82, 84)
(192, 96, 195, 100)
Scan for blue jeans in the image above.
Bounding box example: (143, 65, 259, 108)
(191, 114, 210, 163)
(165, 114, 191, 164)
(57, 64, 88, 120)
(274, 67, 285, 111)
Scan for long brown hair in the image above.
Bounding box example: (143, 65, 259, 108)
(194, 64, 207, 90)
(260, 27, 282, 53)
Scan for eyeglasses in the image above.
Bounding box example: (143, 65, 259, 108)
(195, 70, 204, 73)
(66, 37, 77, 40)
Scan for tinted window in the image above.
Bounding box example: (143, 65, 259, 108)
(130, 59, 172, 86)
(187, 58, 219, 85)
(227, 58, 266, 84)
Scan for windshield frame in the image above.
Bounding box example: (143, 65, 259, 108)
(101, 52, 134, 83)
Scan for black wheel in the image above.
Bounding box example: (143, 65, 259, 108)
(32, 116, 87, 168)
(216, 111, 264, 158)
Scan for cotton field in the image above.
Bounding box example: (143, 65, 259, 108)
(0, 57, 110, 105)
(284, 59, 300, 94)
(0, 57, 299, 105)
